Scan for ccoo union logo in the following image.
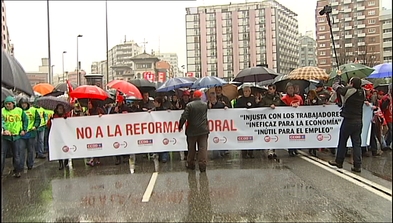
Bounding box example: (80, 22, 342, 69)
(138, 139, 153, 145)
(237, 136, 253, 142)
(87, 143, 103, 150)
(289, 135, 306, 141)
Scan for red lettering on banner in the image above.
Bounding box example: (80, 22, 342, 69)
(134, 123, 141, 135)
(114, 125, 122, 136)
(125, 124, 132, 135)
(96, 126, 103, 138)
(156, 121, 162, 133)
(208, 120, 237, 132)
(76, 127, 93, 139)
(107, 125, 114, 137)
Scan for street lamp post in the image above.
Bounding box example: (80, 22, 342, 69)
(105, 0, 110, 85)
(51, 65, 55, 84)
(47, 0, 52, 85)
(76, 34, 83, 86)
(62, 51, 67, 82)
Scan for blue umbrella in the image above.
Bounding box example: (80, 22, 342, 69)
(191, 76, 227, 89)
(156, 77, 194, 92)
(367, 63, 392, 79)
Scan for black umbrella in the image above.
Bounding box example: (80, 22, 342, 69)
(233, 66, 280, 83)
(375, 83, 390, 94)
(55, 82, 77, 92)
(1, 87, 14, 101)
(273, 74, 310, 93)
(128, 79, 156, 93)
(2, 50, 34, 96)
(44, 90, 65, 97)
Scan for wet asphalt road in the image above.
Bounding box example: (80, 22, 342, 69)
(1, 150, 392, 222)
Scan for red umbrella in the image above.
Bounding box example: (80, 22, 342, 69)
(107, 80, 142, 99)
(69, 85, 109, 100)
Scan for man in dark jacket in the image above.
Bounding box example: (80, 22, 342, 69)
(258, 84, 283, 159)
(179, 90, 210, 172)
(236, 86, 257, 158)
(329, 76, 369, 173)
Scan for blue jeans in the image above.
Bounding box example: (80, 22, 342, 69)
(44, 128, 50, 153)
(1, 138, 24, 174)
(36, 130, 45, 157)
(336, 119, 362, 168)
(386, 122, 392, 147)
(159, 152, 169, 162)
(22, 137, 36, 168)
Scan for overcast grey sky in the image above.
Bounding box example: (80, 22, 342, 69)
(5, 0, 392, 75)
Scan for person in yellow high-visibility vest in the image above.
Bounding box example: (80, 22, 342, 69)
(34, 105, 48, 159)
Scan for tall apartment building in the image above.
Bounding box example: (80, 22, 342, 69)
(315, 0, 381, 72)
(380, 8, 392, 63)
(155, 52, 180, 75)
(108, 40, 144, 80)
(299, 32, 317, 67)
(91, 60, 107, 82)
(1, 0, 14, 55)
(185, 0, 299, 79)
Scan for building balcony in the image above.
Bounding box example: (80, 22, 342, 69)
(384, 51, 392, 57)
(383, 32, 392, 38)
(358, 42, 365, 46)
(357, 24, 366, 28)
(344, 0, 351, 3)
(358, 33, 366, 37)
(332, 10, 339, 15)
(332, 1, 339, 6)
(345, 34, 352, 38)
(332, 27, 339, 32)
(357, 0, 364, 1)
(345, 43, 353, 47)
(343, 8, 351, 13)
(333, 36, 340, 40)
(383, 41, 392, 48)
(357, 15, 365, 20)
(345, 26, 353, 30)
(357, 6, 365, 10)
(383, 23, 392, 29)
(345, 17, 352, 22)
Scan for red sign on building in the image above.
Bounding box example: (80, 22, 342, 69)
(186, 72, 194, 77)
(143, 72, 155, 82)
(157, 72, 166, 82)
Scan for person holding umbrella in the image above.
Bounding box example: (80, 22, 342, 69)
(2, 96, 29, 178)
(236, 85, 257, 159)
(17, 97, 41, 170)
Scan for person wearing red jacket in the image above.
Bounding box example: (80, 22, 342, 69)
(47, 104, 70, 170)
(281, 82, 304, 156)
(380, 85, 392, 150)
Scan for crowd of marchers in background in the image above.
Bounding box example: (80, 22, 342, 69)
(2, 81, 392, 178)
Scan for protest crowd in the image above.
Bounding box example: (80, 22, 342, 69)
(2, 64, 392, 177)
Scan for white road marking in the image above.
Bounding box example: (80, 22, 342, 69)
(142, 172, 158, 202)
(297, 152, 392, 202)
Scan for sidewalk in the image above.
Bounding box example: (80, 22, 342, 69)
(2, 156, 48, 177)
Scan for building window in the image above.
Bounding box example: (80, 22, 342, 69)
(368, 28, 376, 33)
(319, 26, 325, 31)
(368, 10, 376, 16)
(368, 19, 376, 24)
(368, 1, 375, 6)
(320, 51, 326, 56)
(320, 59, 327, 64)
(319, 43, 326, 47)
(318, 17, 325, 22)
(319, 35, 326, 40)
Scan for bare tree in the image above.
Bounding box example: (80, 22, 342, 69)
(356, 45, 379, 67)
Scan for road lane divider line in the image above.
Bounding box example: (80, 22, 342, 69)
(297, 152, 392, 202)
(299, 151, 392, 196)
(142, 172, 158, 203)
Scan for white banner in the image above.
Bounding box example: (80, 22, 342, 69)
(49, 105, 373, 160)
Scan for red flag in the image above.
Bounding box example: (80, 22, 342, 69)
(116, 90, 124, 103)
(66, 80, 76, 103)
